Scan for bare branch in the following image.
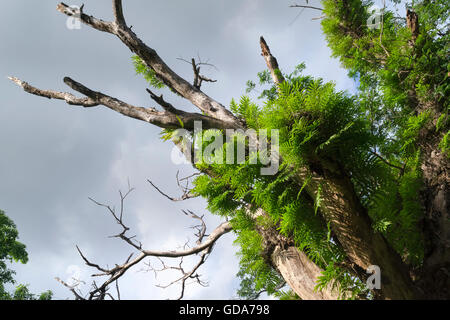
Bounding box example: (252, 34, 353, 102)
(192, 58, 217, 89)
(147, 179, 197, 202)
(57, 3, 114, 33)
(153, 251, 210, 300)
(9, 76, 234, 130)
(76, 245, 109, 275)
(146, 88, 181, 114)
(55, 2, 239, 126)
(259, 37, 285, 85)
(78, 220, 231, 299)
(66, 184, 232, 300)
(177, 57, 218, 90)
(88, 188, 143, 251)
(369, 150, 404, 172)
(182, 210, 207, 244)
(290, 4, 323, 11)
(8, 77, 98, 107)
(115, 280, 121, 300)
(311, 15, 326, 21)
(142, 221, 231, 258)
(147, 210, 211, 300)
(112, 0, 127, 27)
(55, 277, 85, 300)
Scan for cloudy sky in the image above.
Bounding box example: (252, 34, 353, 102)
(0, 0, 357, 300)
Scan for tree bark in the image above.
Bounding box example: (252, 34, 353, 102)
(416, 109, 450, 299)
(250, 208, 340, 300)
(291, 166, 419, 299)
(272, 246, 338, 300)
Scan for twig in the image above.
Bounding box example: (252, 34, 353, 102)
(369, 150, 404, 171)
(290, 4, 323, 11)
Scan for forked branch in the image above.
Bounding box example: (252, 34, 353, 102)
(55, 1, 239, 125)
(9, 76, 234, 130)
(60, 185, 231, 300)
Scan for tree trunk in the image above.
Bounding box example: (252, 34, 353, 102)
(252, 208, 340, 299)
(272, 246, 339, 300)
(293, 166, 420, 299)
(416, 112, 450, 299)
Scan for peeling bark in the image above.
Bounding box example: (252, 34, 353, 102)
(251, 208, 340, 300)
(272, 247, 338, 300)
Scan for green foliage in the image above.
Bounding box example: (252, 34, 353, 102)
(400, 111, 431, 154)
(0, 209, 52, 300)
(366, 151, 424, 265)
(316, 262, 369, 300)
(132, 55, 165, 89)
(191, 74, 369, 298)
(230, 97, 260, 129)
(321, 0, 449, 156)
(232, 214, 286, 299)
(0, 209, 28, 297)
(273, 289, 300, 300)
(1, 284, 53, 301)
(191, 62, 428, 298)
(439, 130, 450, 158)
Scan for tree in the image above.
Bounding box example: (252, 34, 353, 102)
(9, 0, 448, 300)
(0, 210, 52, 300)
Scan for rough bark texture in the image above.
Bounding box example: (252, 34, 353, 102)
(415, 107, 450, 299)
(251, 208, 340, 300)
(260, 37, 285, 85)
(272, 246, 338, 300)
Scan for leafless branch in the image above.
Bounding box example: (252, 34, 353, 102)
(88, 187, 143, 251)
(177, 57, 218, 90)
(145, 210, 212, 299)
(311, 15, 326, 21)
(54, 1, 239, 126)
(259, 37, 285, 86)
(112, 0, 126, 27)
(145, 88, 180, 114)
(57, 182, 232, 300)
(183, 210, 207, 244)
(8, 77, 98, 107)
(290, 4, 323, 11)
(115, 279, 121, 300)
(379, 0, 390, 57)
(55, 277, 85, 300)
(9, 76, 233, 130)
(369, 150, 404, 172)
(147, 178, 197, 202)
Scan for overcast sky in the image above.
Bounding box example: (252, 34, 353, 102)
(0, 0, 358, 300)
